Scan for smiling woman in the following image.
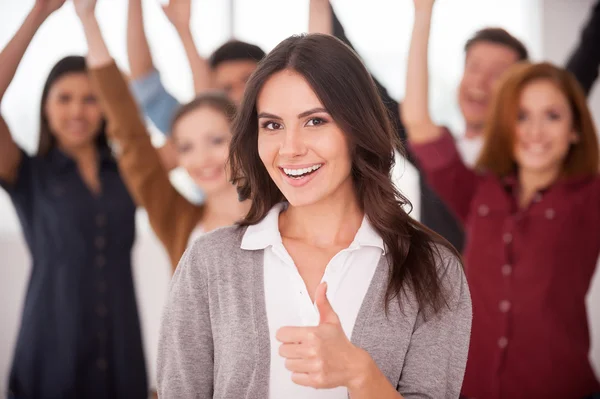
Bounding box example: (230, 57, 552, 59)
(157, 33, 472, 399)
(408, 61, 600, 399)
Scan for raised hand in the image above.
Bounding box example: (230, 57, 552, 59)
(276, 282, 369, 389)
(72, 0, 97, 20)
(33, 0, 68, 19)
(162, 0, 192, 33)
(413, 0, 435, 11)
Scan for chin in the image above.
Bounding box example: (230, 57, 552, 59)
(281, 190, 327, 208)
(194, 180, 230, 196)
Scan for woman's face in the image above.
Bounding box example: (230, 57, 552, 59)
(173, 106, 232, 195)
(44, 72, 104, 150)
(513, 79, 578, 177)
(256, 69, 354, 208)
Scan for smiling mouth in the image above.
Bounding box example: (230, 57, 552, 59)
(281, 164, 323, 179)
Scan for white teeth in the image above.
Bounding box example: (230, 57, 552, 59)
(524, 144, 546, 154)
(283, 164, 322, 177)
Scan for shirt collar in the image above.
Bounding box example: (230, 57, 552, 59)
(47, 145, 114, 172)
(240, 202, 385, 254)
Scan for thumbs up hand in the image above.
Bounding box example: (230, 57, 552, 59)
(276, 282, 371, 389)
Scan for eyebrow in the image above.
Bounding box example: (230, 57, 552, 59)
(257, 107, 329, 120)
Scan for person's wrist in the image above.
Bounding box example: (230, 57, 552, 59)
(29, 5, 51, 24)
(346, 348, 376, 392)
(77, 10, 97, 24)
(174, 23, 191, 36)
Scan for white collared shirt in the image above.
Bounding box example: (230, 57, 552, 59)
(241, 203, 385, 399)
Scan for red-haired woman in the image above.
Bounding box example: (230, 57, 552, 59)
(403, 1, 600, 398)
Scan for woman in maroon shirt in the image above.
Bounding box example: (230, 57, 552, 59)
(403, 1, 600, 398)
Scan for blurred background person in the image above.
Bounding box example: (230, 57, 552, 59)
(79, 0, 250, 268)
(0, 0, 147, 397)
(403, 0, 600, 397)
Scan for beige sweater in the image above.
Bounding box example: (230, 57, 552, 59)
(89, 62, 203, 269)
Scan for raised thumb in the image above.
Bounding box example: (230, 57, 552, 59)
(315, 282, 338, 325)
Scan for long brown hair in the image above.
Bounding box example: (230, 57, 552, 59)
(229, 34, 460, 314)
(38, 56, 108, 156)
(477, 62, 599, 177)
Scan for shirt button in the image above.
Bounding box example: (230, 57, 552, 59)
(97, 281, 106, 293)
(96, 214, 107, 227)
(97, 331, 107, 342)
(503, 233, 512, 244)
(533, 193, 543, 203)
(95, 255, 106, 269)
(95, 236, 105, 250)
(499, 300, 511, 312)
(477, 204, 489, 216)
(96, 304, 108, 317)
(498, 337, 508, 349)
(97, 358, 107, 371)
(545, 208, 555, 220)
(501, 264, 512, 276)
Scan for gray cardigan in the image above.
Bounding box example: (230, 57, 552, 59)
(157, 226, 472, 398)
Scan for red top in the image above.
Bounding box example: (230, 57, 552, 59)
(411, 130, 600, 399)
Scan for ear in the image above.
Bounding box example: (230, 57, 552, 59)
(570, 129, 580, 144)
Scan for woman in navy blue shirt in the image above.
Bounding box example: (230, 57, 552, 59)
(0, 1, 146, 398)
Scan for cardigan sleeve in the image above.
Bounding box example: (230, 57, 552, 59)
(89, 61, 202, 268)
(157, 242, 214, 397)
(398, 246, 472, 398)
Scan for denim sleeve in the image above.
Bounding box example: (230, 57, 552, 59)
(130, 69, 181, 136)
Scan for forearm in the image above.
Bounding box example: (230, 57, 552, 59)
(176, 28, 211, 94)
(0, 7, 46, 101)
(79, 14, 111, 68)
(348, 352, 403, 399)
(127, 0, 155, 79)
(309, 0, 333, 35)
(565, 0, 600, 96)
(402, 5, 440, 144)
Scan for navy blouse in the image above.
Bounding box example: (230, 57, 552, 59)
(1, 147, 147, 399)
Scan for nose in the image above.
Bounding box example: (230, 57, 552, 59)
(70, 100, 86, 118)
(279, 126, 307, 158)
(523, 117, 545, 141)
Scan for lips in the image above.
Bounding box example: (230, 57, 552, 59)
(279, 163, 323, 187)
(190, 167, 224, 182)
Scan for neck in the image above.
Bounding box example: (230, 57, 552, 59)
(279, 182, 363, 248)
(202, 183, 249, 223)
(518, 167, 560, 207)
(464, 122, 484, 139)
(58, 142, 98, 166)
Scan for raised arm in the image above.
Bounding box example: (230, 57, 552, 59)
(401, 0, 441, 144)
(565, 0, 600, 96)
(309, 0, 409, 154)
(403, 1, 481, 223)
(0, 1, 66, 184)
(309, 0, 333, 35)
(76, 0, 201, 267)
(127, 0, 181, 139)
(162, 0, 212, 94)
(126, 0, 154, 80)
